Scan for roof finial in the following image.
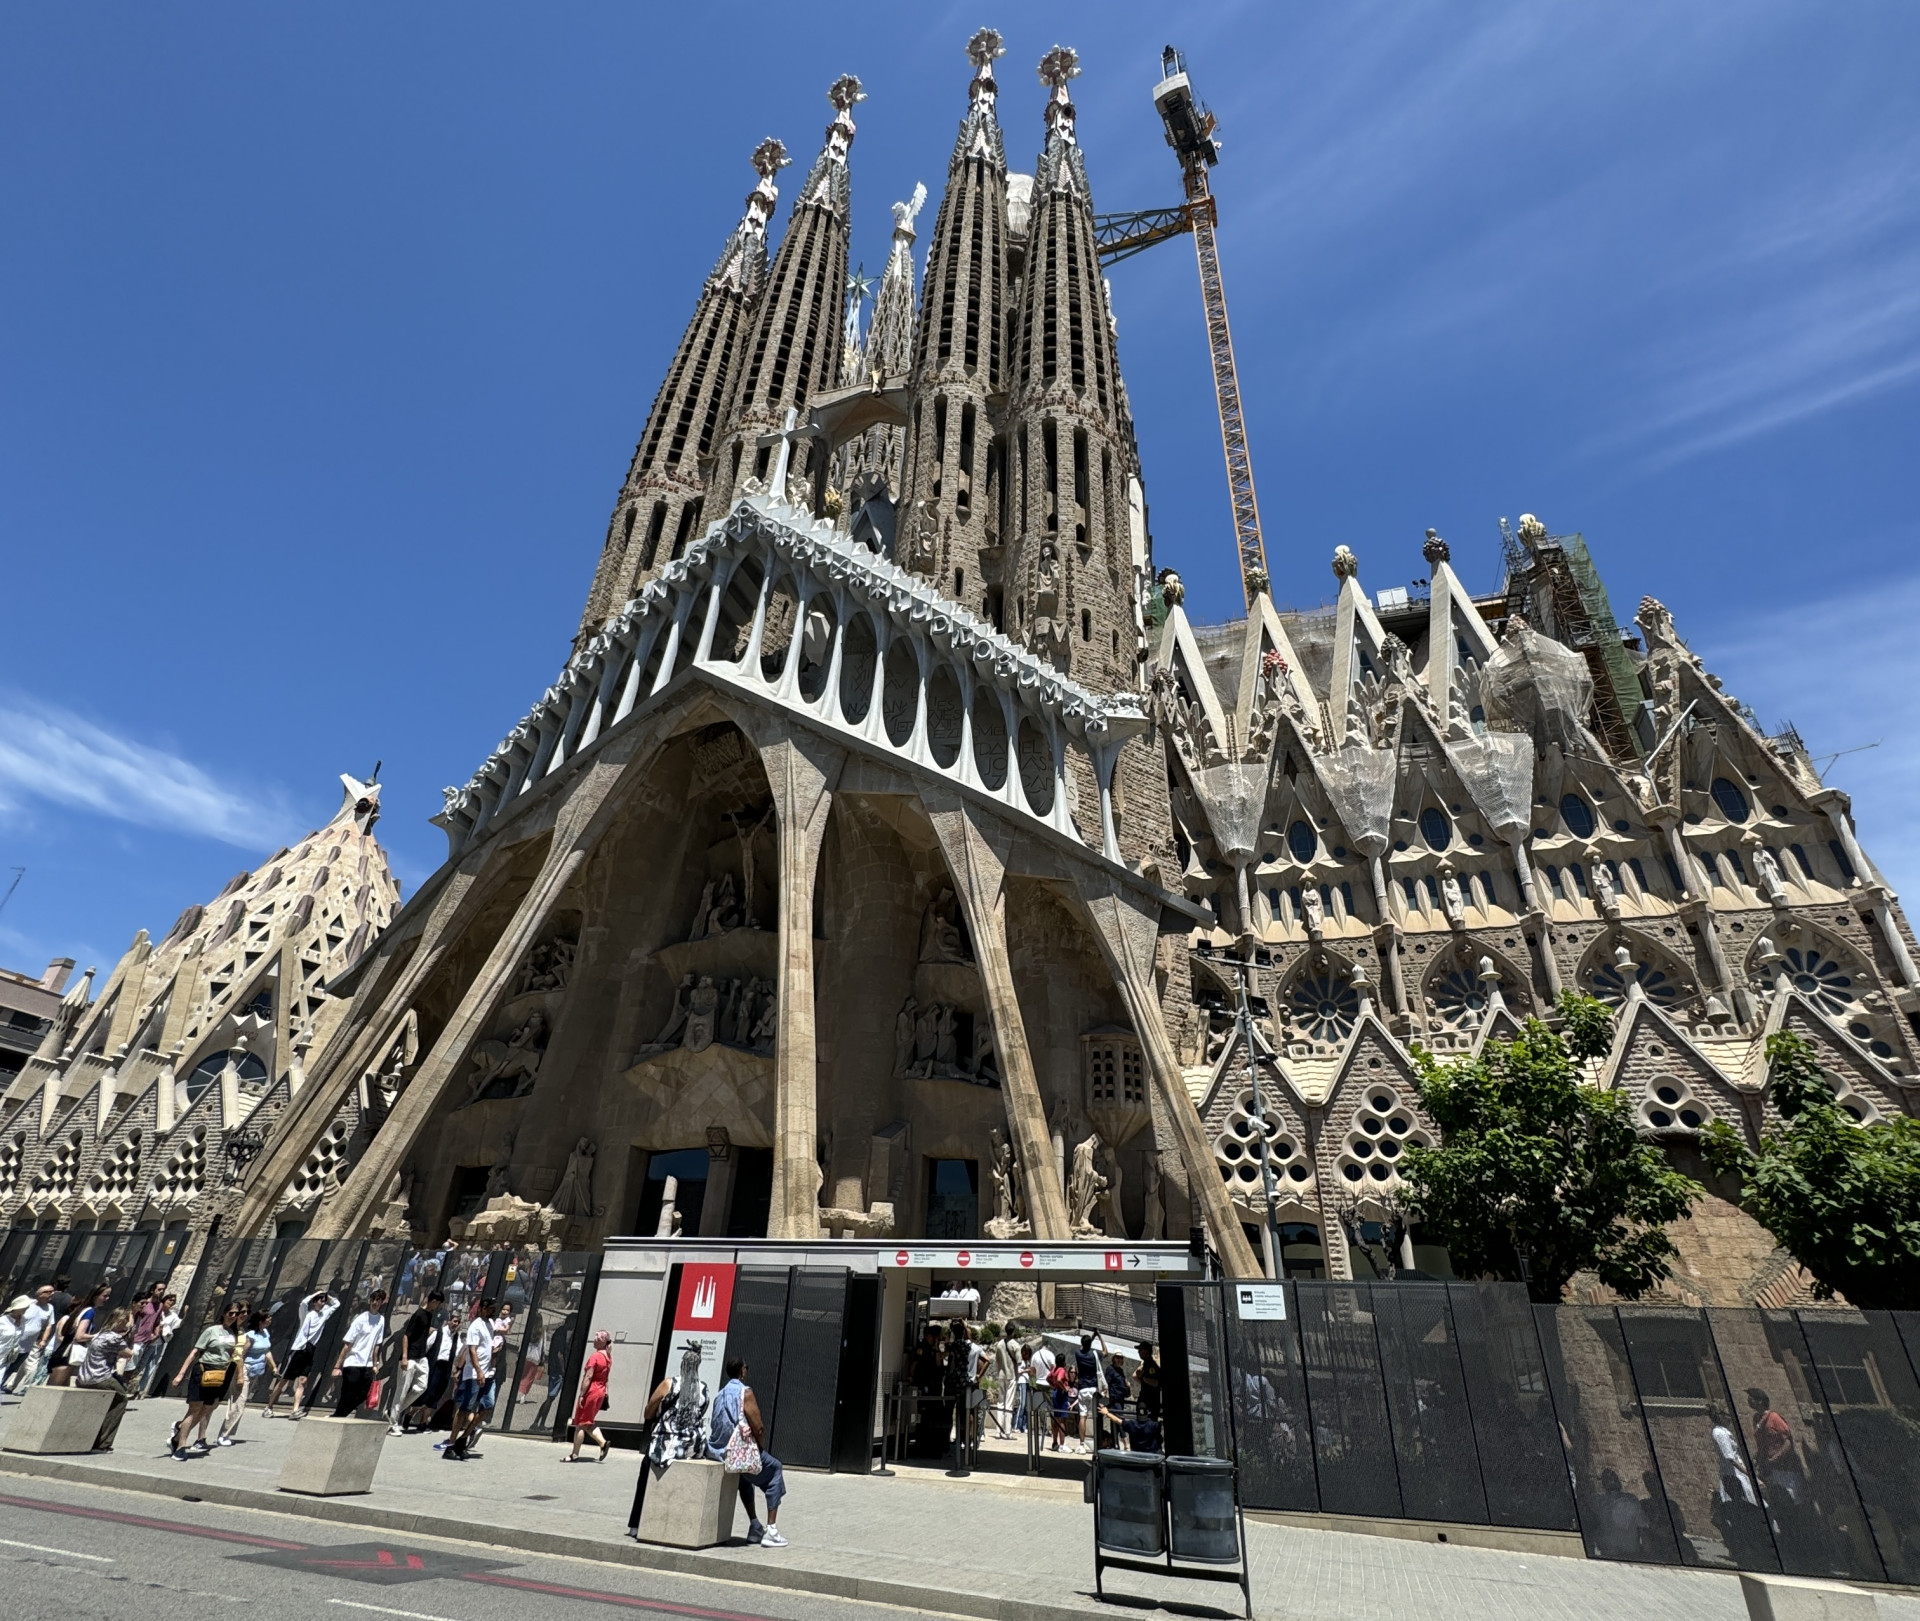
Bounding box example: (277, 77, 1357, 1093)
(1423, 527, 1450, 567)
(1038, 45, 1080, 139)
(968, 27, 1005, 98)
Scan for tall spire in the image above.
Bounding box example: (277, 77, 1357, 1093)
(835, 187, 925, 506)
(895, 30, 1014, 614)
(575, 138, 788, 643)
(708, 76, 863, 514)
(1001, 44, 1141, 693)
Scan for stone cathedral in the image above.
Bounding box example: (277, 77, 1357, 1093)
(10, 36, 1918, 1301)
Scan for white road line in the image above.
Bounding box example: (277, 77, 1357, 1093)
(326, 1602, 462, 1621)
(0, 1537, 115, 1563)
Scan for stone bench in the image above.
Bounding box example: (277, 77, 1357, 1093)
(278, 1414, 388, 1496)
(3, 1385, 117, 1455)
(1740, 1573, 1880, 1621)
(637, 1458, 739, 1548)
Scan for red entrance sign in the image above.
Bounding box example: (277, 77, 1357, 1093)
(1019, 1251, 1035, 1268)
(671, 1262, 737, 1333)
(1105, 1251, 1123, 1271)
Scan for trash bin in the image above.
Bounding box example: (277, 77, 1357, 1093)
(1166, 1454, 1239, 1564)
(1095, 1449, 1166, 1556)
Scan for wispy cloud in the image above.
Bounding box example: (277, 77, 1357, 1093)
(1700, 572, 1920, 900)
(0, 694, 292, 849)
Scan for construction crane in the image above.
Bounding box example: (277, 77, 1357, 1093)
(1095, 46, 1269, 609)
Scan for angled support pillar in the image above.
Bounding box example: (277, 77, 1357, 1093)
(922, 793, 1071, 1242)
(306, 753, 636, 1239)
(747, 724, 845, 1239)
(1070, 871, 1264, 1280)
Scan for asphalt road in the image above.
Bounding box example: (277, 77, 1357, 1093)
(0, 1475, 941, 1621)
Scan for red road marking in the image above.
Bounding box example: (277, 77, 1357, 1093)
(463, 1570, 776, 1621)
(0, 1492, 307, 1550)
(310, 1549, 428, 1570)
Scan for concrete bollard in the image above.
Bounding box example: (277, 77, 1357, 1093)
(278, 1414, 388, 1496)
(1739, 1573, 1880, 1621)
(3, 1386, 117, 1455)
(637, 1458, 739, 1548)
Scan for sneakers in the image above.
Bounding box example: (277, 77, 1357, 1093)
(432, 1440, 450, 1450)
(217, 1436, 235, 1447)
(747, 1521, 764, 1545)
(760, 1529, 788, 1549)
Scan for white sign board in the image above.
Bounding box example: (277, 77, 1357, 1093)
(1233, 1283, 1288, 1321)
(881, 1246, 1186, 1274)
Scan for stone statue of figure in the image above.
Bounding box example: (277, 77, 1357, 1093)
(912, 1002, 939, 1074)
(689, 880, 716, 941)
(1301, 887, 1325, 936)
(933, 1004, 958, 1069)
(730, 978, 760, 1046)
(894, 998, 917, 1075)
(1591, 859, 1620, 915)
(989, 1128, 1017, 1222)
(683, 976, 720, 1053)
(554, 1136, 597, 1220)
(1096, 1137, 1126, 1239)
(918, 884, 969, 963)
(1068, 1135, 1109, 1236)
(1142, 1151, 1165, 1242)
(972, 1025, 999, 1086)
(1752, 843, 1787, 904)
(653, 973, 695, 1047)
(708, 873, 740, 933)
(727, 805, 773, 930)
(1439, 866, 1465, 927)
(749, 988, 777, 1049)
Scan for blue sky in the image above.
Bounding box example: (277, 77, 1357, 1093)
(3, 3, 1918, 976)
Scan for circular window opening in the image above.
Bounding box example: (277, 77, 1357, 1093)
(1711, 778, 1751, 824)
(1370, 1093, 1392, 1111)
(1655, 1085, 1682, 1104)
(1288, 821, 1317, 864)
(1648, 1109, 1674, 1128)
(1419, 807, 1452, 851)
(1560, 794, 1596, 839)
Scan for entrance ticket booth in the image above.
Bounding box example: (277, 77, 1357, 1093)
(589, 1237, 1202, 1473)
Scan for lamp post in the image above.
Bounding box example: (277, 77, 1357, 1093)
(1230, 955, 1287, 1281)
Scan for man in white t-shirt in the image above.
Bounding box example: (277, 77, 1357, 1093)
(443, 1295, 497, 1461)
(1027, 1339, 1056, 1435)
(267, 1291, 337, 1419)
(331, 1290, 390, 1416)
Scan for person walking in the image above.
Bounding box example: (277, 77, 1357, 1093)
(387, 1291, 440, 1434)
(1072, 1330, 1105, 1452)
(709, 1357, 787, 1547)
(989, 1325, 1021, 1439)
(219, 1310, 276, 1444)
(171, 1302, 244, 1455)
(136, 1293, 182, 1396)
(331, 1290, 390, 1416)
(0, 1295, 27, 1384)
(1026, 1337, 1056, 1443)
(75, 1307, 139, 1452)
(442, 1295, 497, 1461)
(567, 1330, 613, 1461)
(417, 1305, 462, 1435)
(5, 1285, 57, 1391)
(46, 1284, 110, 1387)
(267, 1290, 337, 1418)
(128, 1284, 165, 1390)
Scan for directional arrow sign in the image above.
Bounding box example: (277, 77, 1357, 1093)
(234, 1541, 515, 1587)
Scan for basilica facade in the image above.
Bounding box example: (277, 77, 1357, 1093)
(12, 36, 1916, 1301)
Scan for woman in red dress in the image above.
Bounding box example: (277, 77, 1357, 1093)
(567, 1329, 613, 1461)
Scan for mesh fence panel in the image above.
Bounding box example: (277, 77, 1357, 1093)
(1297, 1282, 1401, 1519)
(1452, 1283, 1576, 1531)
(1371, 1283, 1487, 1525)
(1616, 1307, 1779, 1572)
(1708, 1309, 1883, 1582)
(1795, 1310, 1920, 1586)
(771, 1269, 847, 1469)
(1223, 1282, 1318, 1512)
(1534, 1304, 1679, 1563)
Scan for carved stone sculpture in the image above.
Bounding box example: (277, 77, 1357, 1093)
(684, 976, 720, 1053)
(1439, 865, 1465, 928)
(895, 997, 917, 1074)
(554, 1136, 597, 1220)
(919, 884, 970, 962)
(690, 880, 716, 941)
(1301, 887, 1325, 937)
(653, 973, 694, 1047)
(1068, 1135, 1109, 1238)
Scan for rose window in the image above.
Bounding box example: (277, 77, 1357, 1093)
(1586, 954, 1685, 1010)
(1337, 1092, 1431, 1185)
(1428, 965, 1521, 1031)
(1289, 972, 1359, 1043)
(1642, 1077, 1710, 1133)
(1780, 948, 1860, 1019)
(1215, 1090, 1312, 1191)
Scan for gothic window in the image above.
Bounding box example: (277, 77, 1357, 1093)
(1288, 971, 1360, 1044)
(1560, 794, 1596, 839)
(1288, 820, 1317, 864)
(1643, 1078, 1711, 1133)
(1663, 852, 1686, 892)
(1546, 865, 1565, 900)
(1828, 840, 1857, 882)
(1084, 1034, 1146, 1109)
(1215, 1088, 1311, 1191)
(1791, 844, 1814, 879)
(1585, 950, 1686, 1010)
(1419, 807, 1452, 851)
(1402, 877, 1422, 914)
(1780, 946, 1861, 1019)
(1631, 857, 1650, 893)
(1711, 777, 1751, 824)
(185, 1048, 269, 1105)
(1016, 715, 1055, 816)
(1427, 964, 1504, 1031)
(1724, 848, 1749, 885)
(1570, 864, 1590, 898)
(1700, 851, 1723, 887)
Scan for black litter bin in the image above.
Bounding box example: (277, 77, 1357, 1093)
(1095, 1450, 1166, 1556)
(1167, 1454, 1240, 1564)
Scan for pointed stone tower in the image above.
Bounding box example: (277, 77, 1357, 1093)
(707, 75, 863, 516)
(895, 29, 1014, 617)
(576, 139, 790, 645)
(836, 182, 924, 512)
(1003, 46, 1143, 695)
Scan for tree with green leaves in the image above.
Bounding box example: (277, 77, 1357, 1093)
(1398, 994, 1702, 1303)
(1701, 1030, 1920, 1310)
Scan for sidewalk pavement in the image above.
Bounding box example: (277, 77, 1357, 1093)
(0, 1392, 1910, 1621)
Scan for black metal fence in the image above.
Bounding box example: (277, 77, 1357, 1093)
(1163, 1279, 1920, 1586)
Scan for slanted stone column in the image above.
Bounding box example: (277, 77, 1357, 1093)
(922, 794, 1071, 1241)
(756, 728, 845, 1239)
(308, 755, 635, 1239)
(1072, 872, 1263, 1280)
